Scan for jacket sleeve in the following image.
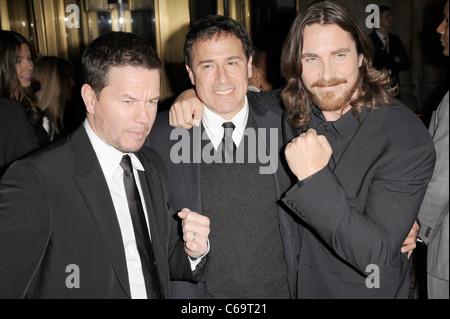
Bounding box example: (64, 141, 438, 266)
(147, 149, 207, 281)
(0, 160, 51, 298)
(418, 93, 449, 244)
(282, 139, 435, 274)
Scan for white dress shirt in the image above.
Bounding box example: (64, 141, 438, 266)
(201, 96, 249, 150)
(84, 119, 149, 299)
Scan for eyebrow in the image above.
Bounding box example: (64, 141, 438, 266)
(198, 55, 243, 65)
(121, 94, 160, 101)
(301, 48, 351, 58)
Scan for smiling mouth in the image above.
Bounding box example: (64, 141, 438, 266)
(316, 85, 341, 92)
(214, 88, 235, 95)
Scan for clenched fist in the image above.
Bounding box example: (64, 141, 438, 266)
(178, 208, 210, 259)
(285, 128, 333, 181)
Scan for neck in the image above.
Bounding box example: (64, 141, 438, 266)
(322, 104, 352, 122)
(377, 28, 388, 36)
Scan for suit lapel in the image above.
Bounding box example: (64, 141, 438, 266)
(331, 109, 380, 190)
(249, 93, 293, 198)
(135, 153, 166, 261)
(182, 125, 202, 213)
(71, 127, 131, 298)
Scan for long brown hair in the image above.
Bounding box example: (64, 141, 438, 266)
(0, 30, 42, 127)
(280, 0, 397, 129)
(34, 56, 74, 135)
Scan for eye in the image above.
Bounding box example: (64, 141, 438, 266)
(303, 56, 319, 65)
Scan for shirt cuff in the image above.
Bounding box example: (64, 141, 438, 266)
(189, 239, 210, 271)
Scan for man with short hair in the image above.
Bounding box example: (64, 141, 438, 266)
(417, 0, 449, 299)
(146, 15, 298, 299)
(369, 5, 410, 95)
(169, 1, 433, 299)
(0, 31, 210, 299)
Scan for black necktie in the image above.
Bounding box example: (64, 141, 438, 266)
(222, 122, 236, 161)
(384, 36, 389, 54)
(120, 155, 163, 299)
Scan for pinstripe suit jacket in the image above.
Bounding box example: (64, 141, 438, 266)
(418, 91, 449, 281)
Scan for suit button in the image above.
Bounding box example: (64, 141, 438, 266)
(296, 254, 300, 262)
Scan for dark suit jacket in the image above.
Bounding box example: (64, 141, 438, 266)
(0, 97, 40, 177)
(0, 124, 202, 298)
(282, 100, 435, 298)
(369, 31, 410, 88)
(145, 90, 300, 298)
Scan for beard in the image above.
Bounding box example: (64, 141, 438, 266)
(309, 78, 358, 112)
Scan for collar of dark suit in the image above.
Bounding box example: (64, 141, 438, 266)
(310, 104, 370, 139)
(71, 124, 154, 178)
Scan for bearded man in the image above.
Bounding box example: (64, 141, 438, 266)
(280, 0, 435, 298)
(166, 0, 434, 299)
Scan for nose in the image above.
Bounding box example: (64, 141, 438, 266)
(436, 20, 445, 35)
(216, 65, 228, 85)
(134, 102, 150, 125)
(319, 59, 334, 81)
(25, 59, 33, 72)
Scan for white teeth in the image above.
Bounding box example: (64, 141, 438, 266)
(214, 88, 234, 95)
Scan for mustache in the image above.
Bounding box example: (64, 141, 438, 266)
(311, 78, 347, 88)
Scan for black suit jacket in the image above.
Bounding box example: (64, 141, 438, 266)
(0, 125, 201, 298)
(146, 90, 300, 298)
(282, 100, 435, 298)
(369, 31, 410, 88)
(0, 97, 40, 177)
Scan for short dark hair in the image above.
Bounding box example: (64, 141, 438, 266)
(184, 15, 252, 68)
(81, 31, 162, 97)
(378, 5, 390, 15)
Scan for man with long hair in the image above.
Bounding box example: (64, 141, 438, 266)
(280, 0, 435, 298)
(167, 1, 432, 298)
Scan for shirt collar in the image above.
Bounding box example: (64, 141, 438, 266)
(83, 119, 144, 179)
(311, 104, 369, 138)
(201, 96, 249, 138)
(375, 30, 388, 42)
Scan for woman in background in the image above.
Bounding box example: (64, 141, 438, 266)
(0, 31, 42, 176)
(34, 56, 75, 140)
(0, 30, 50, 146)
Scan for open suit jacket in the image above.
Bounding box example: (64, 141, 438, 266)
(418, 92, 449, 287)
(0, 125, 202, 298)
(282, 100, 436, 298)
(369, 31, 410, 89)
(145, 90, 300, 298)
